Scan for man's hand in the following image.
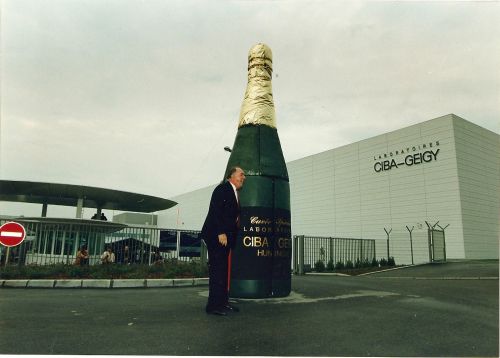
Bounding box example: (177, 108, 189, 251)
(218, 233, 228, 246)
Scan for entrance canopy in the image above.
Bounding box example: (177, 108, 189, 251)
(0, 180, 177, 215)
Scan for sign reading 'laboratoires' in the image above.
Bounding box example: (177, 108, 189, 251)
(373, 140, 440, 173)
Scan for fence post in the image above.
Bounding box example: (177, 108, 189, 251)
(426, 221, 433, 262)
(143, 228, 150, 265)
(200, 241, 207, 266)
(358, 240, 365, 262)
(329, 238, 333, 265)
(298, 235, 305, 275)
(176, 230, 181, 259)
(372, 239, 376, 262)
(406, 225, 414, 265)
(292, 236, 297, 274)
(384, 228, 392, 259)
(441, 224, 449, 261)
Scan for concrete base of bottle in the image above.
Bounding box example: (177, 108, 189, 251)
(229, 279, 271, 298)
(270, 278, 291, 297)
(229, 278, 291, 298)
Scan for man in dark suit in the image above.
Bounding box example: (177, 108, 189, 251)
(201, 166, 245, 316)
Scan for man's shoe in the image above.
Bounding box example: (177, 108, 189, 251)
(224, 304, 240, 312)
(206, 308, 227, 316)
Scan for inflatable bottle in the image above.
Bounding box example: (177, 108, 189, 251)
(225, 43, 291, 298)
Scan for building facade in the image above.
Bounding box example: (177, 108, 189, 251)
(158, 114, 499, 265)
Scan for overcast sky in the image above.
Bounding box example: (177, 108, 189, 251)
(1, 0, 499, 218)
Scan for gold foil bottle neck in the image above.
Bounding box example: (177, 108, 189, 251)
(238, 43, 276, 128)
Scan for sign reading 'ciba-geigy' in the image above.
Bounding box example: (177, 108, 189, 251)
(373, 141, 440, 173)
(241, 215, 291, 258)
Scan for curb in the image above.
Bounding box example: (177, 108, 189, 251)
(0, 278, 210, 289)
(82, 279, 111, 288)
(27, 280, 56, 288)
(2, 280, 29, 288)
(305, 264, 426, 277)
(305, 272, 350, 277)
(356, 264, 427, 276)
(113, 279, 146, 288)
(55, 280, 83, 288)
(147, 279, 174, 288)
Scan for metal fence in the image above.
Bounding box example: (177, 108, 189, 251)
(0, 218, 206, 267)
(293, 235, 376, 274)
(2, 218, 375, 275)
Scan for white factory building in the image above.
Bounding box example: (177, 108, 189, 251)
(158, 114, 499, 265)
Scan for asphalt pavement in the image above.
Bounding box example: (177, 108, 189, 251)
(0, 260, 498, 357)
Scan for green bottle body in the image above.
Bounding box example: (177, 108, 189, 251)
(225, 125, 291, 298)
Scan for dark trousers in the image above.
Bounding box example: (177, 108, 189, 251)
(206, 242, 229, 311)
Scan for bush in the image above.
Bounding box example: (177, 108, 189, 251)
(187, 260, 209, 278)
(314, 260, 326, 272)
(345, 260, 354, 269)
(326, 259, 334, 271)
(371, 258, 379, 267)
(0, 260, 208, 280)
(354, 259, 371, 268)
(379, 258, 388, 267)
(388, 256, 396, 266)
(335, 261, 345, 270)
(0, 266, 18, 279)
(66, 265, 90, 278)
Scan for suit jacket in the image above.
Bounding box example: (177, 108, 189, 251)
(201, 181, 240, 249)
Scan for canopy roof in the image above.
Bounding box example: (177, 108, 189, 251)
(7, 217, 128, 233)
(0, 180, 177, 213)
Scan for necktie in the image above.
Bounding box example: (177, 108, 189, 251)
(236, 190, 240, 229)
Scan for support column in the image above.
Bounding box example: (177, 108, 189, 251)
(76, 198, 84, 219)
(41, 203, 48, 217)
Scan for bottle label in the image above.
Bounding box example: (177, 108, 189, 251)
(231, 207, 291, 280)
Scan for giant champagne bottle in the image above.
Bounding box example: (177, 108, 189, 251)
(225, 43, 291, 298)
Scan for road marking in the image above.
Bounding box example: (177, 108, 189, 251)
(198, 290, 399, 304)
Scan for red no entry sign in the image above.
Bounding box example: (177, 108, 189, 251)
(0, 222, 26, 247)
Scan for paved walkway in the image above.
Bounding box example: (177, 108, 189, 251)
(0, 260, 497, 356)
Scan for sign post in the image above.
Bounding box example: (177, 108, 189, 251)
(0, 222, 27, 266)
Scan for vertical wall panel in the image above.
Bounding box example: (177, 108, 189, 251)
(454, 118, 500, 258)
